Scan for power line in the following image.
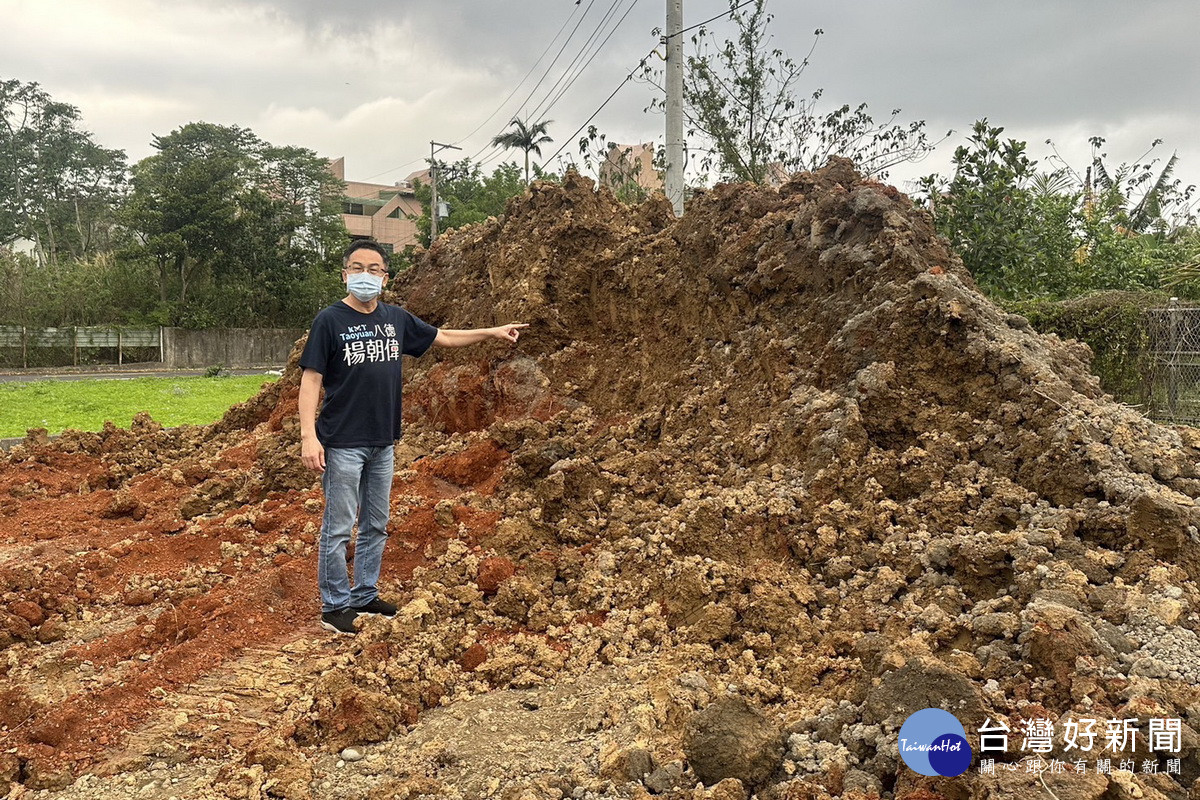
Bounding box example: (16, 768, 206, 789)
(545, 47, 655, 165)
(451, 1, 585, 147)
(361, 156, 425, 183)
(360, 1, 587, 182)
(530, 0, 641, 124)
(668, 0, 756, 40)
(376, 0, 756, 183)
(483, 0, 637, 171)
(467, 0, 614, 166)
(524, 0, 625, 123)
(513, 0, 600, 121)
(547, 0, 753, 167)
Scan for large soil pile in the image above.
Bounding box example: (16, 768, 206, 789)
(2, 160, 1199, 800)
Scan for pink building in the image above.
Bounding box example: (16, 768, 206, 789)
(599, 142, 663, 195)
(328, 157, 424, 253)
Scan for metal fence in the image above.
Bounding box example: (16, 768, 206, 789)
(0, 326, 162, 368)
(1144, 301, 1200, 425)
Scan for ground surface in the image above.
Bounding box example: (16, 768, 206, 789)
(3, 162, 1200, 800)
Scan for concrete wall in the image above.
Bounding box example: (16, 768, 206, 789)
(162, 327, 306, 368)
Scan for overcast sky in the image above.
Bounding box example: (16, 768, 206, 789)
(3, 0, 1198, 202)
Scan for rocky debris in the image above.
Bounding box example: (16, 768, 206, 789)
(5, 161, 1200, 798)
(643, 761, 686, 794)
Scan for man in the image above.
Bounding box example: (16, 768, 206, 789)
(299, 239, 526, 635)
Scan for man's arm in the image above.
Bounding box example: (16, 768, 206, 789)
(434, 323, 528, 348)
(299, 367, 325, 473)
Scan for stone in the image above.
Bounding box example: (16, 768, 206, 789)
(643, 762, 684, 794)
(600, 745, 655, 783)
(709, 778, 747, 800)
(973, 770, 1109, 800)
(1021, 599, 1114, 693)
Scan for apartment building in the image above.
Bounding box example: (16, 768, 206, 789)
(598, 142, 663, 195)
(328, 157, 424, 253)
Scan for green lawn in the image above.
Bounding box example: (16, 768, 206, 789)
(0, 375, 280, 438)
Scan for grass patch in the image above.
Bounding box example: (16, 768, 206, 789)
(0, 375, 279, 438)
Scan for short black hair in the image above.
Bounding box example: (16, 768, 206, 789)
(343, 239, 390, 268)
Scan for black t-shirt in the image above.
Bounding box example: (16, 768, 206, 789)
(299, 300, 439, 447)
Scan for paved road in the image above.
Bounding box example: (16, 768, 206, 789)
(0, 367, 284, 384)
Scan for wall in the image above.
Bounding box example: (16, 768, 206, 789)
(162, 327, 305, 368)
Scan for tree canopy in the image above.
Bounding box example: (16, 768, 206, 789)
(412, 159, 527, 247)
(121, 121, 346, 326)
(919, 120, 1198, 300)
(491, 118, 554, 184)
(644, 0, 943, 185)
(0, 78, 127, 263)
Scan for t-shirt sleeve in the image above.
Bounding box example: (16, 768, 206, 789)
(299, 311, 333, 374)
(402, 309, 439, 357)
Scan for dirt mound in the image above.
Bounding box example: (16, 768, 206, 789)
(3, 161, 1200, 798)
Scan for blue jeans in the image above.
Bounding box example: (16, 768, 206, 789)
(318, 445, 394, 613)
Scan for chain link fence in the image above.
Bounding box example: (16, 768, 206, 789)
(1144, 301, 1200, 425)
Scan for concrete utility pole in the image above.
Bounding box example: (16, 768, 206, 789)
(664, 0, 685, 217)
(430, 140, 462, 241)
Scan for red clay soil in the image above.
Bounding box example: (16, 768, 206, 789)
(0, 383, 512, 786)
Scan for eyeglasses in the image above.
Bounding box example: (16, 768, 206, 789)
(346, 263, 388, 276)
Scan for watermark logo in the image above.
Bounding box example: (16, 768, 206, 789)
(898, 708, 973, 777)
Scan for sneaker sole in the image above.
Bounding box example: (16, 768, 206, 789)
(351, 610, 397, 618)
(320, 620, 357, 635)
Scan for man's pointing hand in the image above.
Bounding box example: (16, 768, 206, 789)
(495, 323, 529, 343)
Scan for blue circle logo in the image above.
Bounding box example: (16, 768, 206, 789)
(898, 709, 973, 776)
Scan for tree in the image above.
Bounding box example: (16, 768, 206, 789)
(412, 159, 526, 246)
(491, 118, 553, 184)
(919, 120, 1192, 300)
(0, 78, 126, 263)
(1085, 137, 1196, 237)
(572, 127, 663, 204)
(122, 122, 345, 326)
(642, 0, 941, 184)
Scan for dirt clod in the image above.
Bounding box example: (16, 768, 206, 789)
(685, 697, 785, 788)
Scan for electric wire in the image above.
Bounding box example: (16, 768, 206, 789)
(481, 0, 637, 171)
(529, 0, 641, 125)
(545, 0, 753, 167)
(544, 46, 655, 165)
(522, 0, 625, 123)
(465, 0, 611, 166)
(511, 0, 600, 123)
(367, 0, 755, 184)
(360, 1, 589, 182)
(449, 1, 585, 146)
(668, 0, 756, 40)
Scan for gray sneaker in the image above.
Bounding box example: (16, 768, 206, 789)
(321, 608, 360, 635)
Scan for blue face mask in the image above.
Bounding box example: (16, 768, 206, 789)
(347, 273, 383, 302)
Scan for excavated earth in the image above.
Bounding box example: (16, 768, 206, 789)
(3, 160, 1200, 800)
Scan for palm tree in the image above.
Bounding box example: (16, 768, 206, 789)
(491, 118, 553, 184)
(1089, 145, 1183, 235)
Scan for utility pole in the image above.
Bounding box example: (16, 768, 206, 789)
(430, 140, 461, 241)
(664, 0, 685, 216)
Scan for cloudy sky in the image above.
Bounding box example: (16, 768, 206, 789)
(3, 0, 1198, 201)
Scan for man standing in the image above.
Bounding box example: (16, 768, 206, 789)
(299, 239, 525, 635)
